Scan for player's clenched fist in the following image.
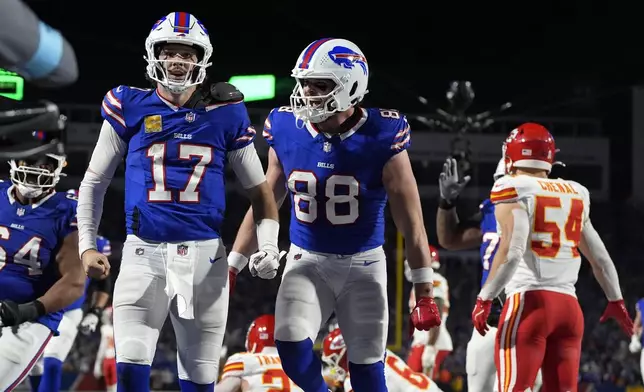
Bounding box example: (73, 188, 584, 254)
(410, 297, 441, 337)
(82, 249, 111, 280)
(472, 297, 492, 336)
(249, 247, 286, 280)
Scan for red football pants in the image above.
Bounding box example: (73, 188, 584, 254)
(406, 345, 450, 379)
(495, 290, 583, 392)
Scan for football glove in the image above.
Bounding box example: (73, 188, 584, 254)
(249, 249, 286, 280)
(599, 299, 634, 336)
(409, 297, 441, 338)
(472, 297, 492, 336)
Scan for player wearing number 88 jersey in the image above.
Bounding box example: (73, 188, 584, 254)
(77, 12, 280, 391)
(472, 122, 632, 391)
(228, 38, 440, 392)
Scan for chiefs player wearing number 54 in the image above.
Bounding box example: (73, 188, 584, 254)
(471, 123, 633, 392)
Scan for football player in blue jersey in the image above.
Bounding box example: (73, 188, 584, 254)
(76, 11, 280, 392)
(0, 151, 87, 389)
(436, 157, 542, 392)
(28, 190, 113, 392)
(227, 38, 441, 392)
(629, 299, 644, 382)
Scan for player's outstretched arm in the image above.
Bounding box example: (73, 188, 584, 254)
(39, 231, 86, 313)
(228, 147, 288, 271)
(436, 157, 481, 250)
(78, 121, 124, 279)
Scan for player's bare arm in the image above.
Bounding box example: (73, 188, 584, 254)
(436, 208, 482, 250)
(39, 231, 86, 313)
(384, 150, 434, 297)
(230, 147, 288, 262)
(228, 142, 283, 280)
(78, 121, 124, 277)
(478, 202, 528, 300)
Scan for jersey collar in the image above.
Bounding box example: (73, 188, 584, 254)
(305, 107, 368, 140)
(7, 185, 56, 209)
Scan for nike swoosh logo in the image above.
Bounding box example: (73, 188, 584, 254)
(210, 256, 222, 264)
(362, 260, 379, 266)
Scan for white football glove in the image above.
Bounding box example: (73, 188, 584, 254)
(249, 246, 286, 280)
(438, 158, 471, 202)
(79, 313, 100, 335)
(421, 345, 437, 372)
(630, 334, 642, 353)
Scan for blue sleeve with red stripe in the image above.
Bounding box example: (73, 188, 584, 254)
(376, 108, 411, 159)
(57, 195, 78, 240)
(96, 236, 112, 257)
(101, 86, 129, 141)
(225, 102, 256, 151)
(262, 108, 278, 148)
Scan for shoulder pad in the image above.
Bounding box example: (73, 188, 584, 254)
(210, 82, 244, 103)
(490, 176, 519, 204)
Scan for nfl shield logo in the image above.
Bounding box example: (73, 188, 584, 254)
(177, 244, 189, 256)
(323, 142, 332, 153)
(185, 112, 196, 123)
(16, 208, 25, 216)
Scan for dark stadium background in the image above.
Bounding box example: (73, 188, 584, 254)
(7, 1, 644, 390)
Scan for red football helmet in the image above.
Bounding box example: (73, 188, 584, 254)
(429, 245, 440, 269)
(322, 329, 349, 382)
(245, 315, 275, 353)
(503, 123, 558, 174)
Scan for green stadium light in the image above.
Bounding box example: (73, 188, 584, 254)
(0, 68, 24, 101)
(228, 74, 275, 102)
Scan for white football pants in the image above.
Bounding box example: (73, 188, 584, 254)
(466, 326, 543, 392)
(113, 235, 229, 385)
(30, 308, 83, 376)
(0, 322, 52, 390)
(275, 244, 388, 364)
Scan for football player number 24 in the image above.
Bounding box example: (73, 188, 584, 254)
(147, 143, 212, 202)
(532, 196, 584, 258)
(288, 171, 359, 225)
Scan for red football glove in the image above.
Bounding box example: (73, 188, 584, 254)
(600, 299, 634, 336)
(472, 297, 492, 336)
(228, 267, 238, 296)
(409, 297, 441, 338)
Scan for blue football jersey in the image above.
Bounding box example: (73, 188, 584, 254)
(479, 198, 500, 286)
(0, 181, 78, 334)
(66, 235, 111, 312)
(101, 86, 255, 242)
(263, 106, 411, 254)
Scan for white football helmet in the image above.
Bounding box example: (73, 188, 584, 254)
(290, 38, 369, 124)
(9, 153, 66, 199)
(144, 12, 213, 94)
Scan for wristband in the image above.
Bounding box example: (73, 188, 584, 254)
(228, 251, 249, 271)
(410, 267, 434, 284)
(438, 198, 454, 210)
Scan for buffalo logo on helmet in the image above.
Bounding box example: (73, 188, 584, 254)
(327, 46, 368, 75)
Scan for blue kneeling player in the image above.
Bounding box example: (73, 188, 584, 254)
(0, 150, 86, 389)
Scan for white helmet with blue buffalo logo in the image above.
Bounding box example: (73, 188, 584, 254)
(290, 38, 369, 123)
(144, 12, 213, 94)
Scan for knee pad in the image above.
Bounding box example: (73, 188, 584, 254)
(274, 316, 314, 343)
(345, 338, 385, 365)
(176, 343, 220, 384)
(116, 337, 154, 365)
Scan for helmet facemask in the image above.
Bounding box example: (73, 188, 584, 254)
(9, 153, 66, 199)
(145, 42, 211, 94)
